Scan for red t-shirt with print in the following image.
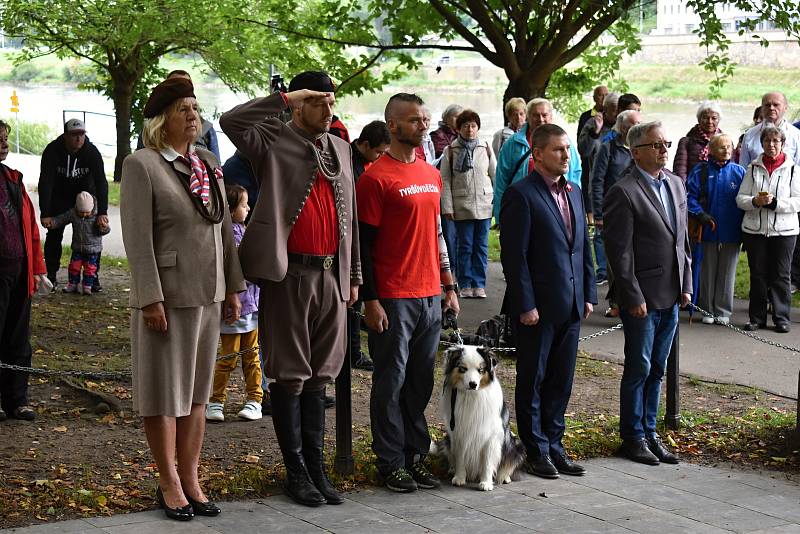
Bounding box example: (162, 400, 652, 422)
(357, 154, 442, 299)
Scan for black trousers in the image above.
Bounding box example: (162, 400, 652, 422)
(369, 296, 441, 475)
(0, 263, 32, 412)
(514, 313, 581, 459)
(44, 227, 101, 287)
(744, 233, 796, 327)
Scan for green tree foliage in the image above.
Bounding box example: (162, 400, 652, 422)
(255, 0, 800, 118)
(0, 0, 412, 179)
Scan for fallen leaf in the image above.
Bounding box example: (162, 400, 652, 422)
(53, 426, 67, 433)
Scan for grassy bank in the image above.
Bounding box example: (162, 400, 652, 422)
(619, 64, 800, 107)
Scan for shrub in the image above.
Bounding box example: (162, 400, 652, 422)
(0, 117, 56, 155)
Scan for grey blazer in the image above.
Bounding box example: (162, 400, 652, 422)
(120, 147, 245, 309)
(219, 93, 361, 301)
(603, 166, 692, 310)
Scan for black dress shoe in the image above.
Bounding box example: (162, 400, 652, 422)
(551, 453, 586, 476)
(525, 455, 559, 479)
(0, 408, 6, 422)
(620, 438, 660, 466)
(156, 487, 194, 521)
(646, 435, 679, 464)
(185, 494, 221, 516)
(775, 324, 791, 333)
(743, 322, 765, 331)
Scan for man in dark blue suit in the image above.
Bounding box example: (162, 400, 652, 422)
(500, 124, 597, 479)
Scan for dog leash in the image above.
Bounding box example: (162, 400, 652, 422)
(450, 389, 457, 431)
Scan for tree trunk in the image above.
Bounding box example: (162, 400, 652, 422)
(502, 70, 550, 105)
(110, 74, 135, 182)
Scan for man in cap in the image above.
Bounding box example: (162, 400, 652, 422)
(39, 118, 108, 290)
(220, 71, 361, 508)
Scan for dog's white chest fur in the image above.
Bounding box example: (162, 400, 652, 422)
(434, 345, 524, 491)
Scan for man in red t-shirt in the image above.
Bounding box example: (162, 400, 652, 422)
(357, 93, 460, 493)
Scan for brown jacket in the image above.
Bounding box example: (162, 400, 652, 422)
(219, 93, 361, 300)
(120, 147, 245, 309)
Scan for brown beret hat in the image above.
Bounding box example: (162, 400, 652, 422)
(143, 77, 196, 119)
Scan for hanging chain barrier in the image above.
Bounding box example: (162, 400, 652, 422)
(688, 303, 800, 354)
(3, 303, 798, 379)
(0, 346, 257, 380)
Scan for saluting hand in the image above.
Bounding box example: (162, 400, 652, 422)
(284, 89, 333, 111)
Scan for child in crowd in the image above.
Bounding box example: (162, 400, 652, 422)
(45, 191, 109, 295)
(206, 185, 263, 422)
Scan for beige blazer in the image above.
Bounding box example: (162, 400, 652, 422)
(219, 93, 361, 300)
(120, 147, 245, 309)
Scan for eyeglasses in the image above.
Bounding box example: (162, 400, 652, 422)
(634, 141, 672, 151)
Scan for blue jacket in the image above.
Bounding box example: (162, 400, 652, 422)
(493, 123, 581, 223)
(499, 171, 596, 324)
(686, 159, 745, 243)
(223, 152, 259, 211)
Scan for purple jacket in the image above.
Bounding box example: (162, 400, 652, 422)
(233, 222, 259, 316)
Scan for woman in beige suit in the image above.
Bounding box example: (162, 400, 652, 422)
(121, 78, 245, 521)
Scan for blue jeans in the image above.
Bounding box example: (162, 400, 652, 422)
(593, 227, 607, 280)
(442, 216, 458, 279)
(619, 304, 678, 440)
(455, 218, 490, 289)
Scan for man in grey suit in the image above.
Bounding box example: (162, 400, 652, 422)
(603, 121, 692, 466)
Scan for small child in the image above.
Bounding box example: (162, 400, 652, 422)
(206, 185, 263, 422)
(47, 191, 109, 295)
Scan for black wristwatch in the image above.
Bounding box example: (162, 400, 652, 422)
(444, 283, 459, 293)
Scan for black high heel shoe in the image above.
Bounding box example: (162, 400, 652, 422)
(156, 487, 194, 521)
(185, 494, 221, 516)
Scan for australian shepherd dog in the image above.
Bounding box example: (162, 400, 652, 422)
(430, 345, 525, 491)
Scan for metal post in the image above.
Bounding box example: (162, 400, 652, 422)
(334, 309, 355, 475)
(795, 370, 800, 442)
(664, 325, 680, 430)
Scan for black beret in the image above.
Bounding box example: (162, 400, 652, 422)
(288, 71, 335, 93)
(143, 78, 196, 119)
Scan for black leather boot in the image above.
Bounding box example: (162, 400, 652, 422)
(270, 383, 326, 507)
(301, 389, 344, 505)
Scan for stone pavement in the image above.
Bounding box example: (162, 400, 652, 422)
(4, 458, 800, 533)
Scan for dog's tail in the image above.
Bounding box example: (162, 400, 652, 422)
(502, 435, 527, 482)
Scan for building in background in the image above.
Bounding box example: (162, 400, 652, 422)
(653, 0, 776, 35)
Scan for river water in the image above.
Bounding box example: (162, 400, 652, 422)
(0, 83, 760, 165)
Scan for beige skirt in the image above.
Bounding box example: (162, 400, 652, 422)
(131, 302, 221, 417)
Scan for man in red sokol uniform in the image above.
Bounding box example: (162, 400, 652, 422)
(357, 93, 460, 493)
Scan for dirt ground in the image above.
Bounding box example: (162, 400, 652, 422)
(0, 266, 795, 528)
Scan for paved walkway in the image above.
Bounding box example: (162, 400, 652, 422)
(4, 458, 800, 533)
(456, 263, 800, 399)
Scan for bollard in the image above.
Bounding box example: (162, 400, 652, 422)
(795, 370, 800, 446)
(334, 309, 355, 475)
(664, 324, 680, 430)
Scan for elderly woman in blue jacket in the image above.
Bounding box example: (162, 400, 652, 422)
(687, 134, 745, 325)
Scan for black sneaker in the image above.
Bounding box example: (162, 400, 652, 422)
(383, 467, 417, 493)
(352, 353, 374, 371)
(408, 461, 440, 489)
(92, 285, 103, 293)
(0, 408, 6, 421)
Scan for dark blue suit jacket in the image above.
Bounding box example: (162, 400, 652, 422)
(500, 171, 597, 325)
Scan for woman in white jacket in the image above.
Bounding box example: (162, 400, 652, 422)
(441, 110, 496, 298)
(736, 126, 800, 333)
